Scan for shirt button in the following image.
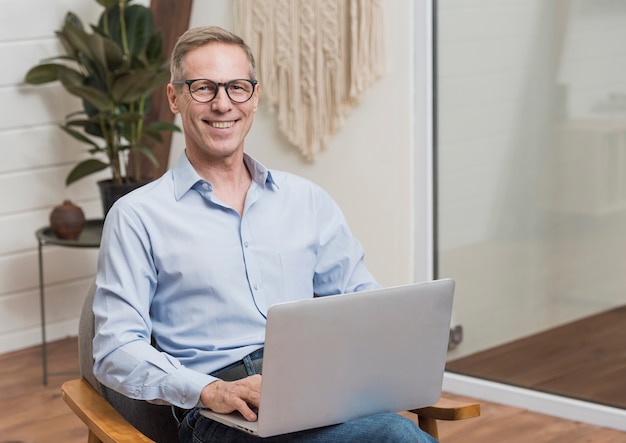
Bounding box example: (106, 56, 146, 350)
(244, 241, 249, 248)
(202, 183, 209, 190)
(254, 284, 259, 290)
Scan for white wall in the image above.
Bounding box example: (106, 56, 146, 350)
(181, 0, 423, 283)
(0, 0, 423, 354)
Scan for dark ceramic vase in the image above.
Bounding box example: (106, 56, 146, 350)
(49, 200, 86, 240)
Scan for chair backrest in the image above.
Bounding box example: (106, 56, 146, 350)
(79, 282, 180, 443)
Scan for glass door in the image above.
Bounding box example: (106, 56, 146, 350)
(437, 0, 626, 408)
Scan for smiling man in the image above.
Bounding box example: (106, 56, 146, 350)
(92, 26, 437, 443)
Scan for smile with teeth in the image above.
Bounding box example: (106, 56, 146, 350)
(209, 121, 235, 129)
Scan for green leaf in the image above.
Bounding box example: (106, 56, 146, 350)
(96, 0, 123, 10)
(114, 111, 143, 124)
(66, 158, 109, 185)
(122, 4, 154, 57)
(146, 121, 181, 133)
(145, 33, 165, 67)
(134, 144, 159, 167)
(111, 68, 169, 103)
(101, 35, 126, 71)
(24, 64, 65, 84)
(65, 114, 107, 141)
(65, 109, 88, 120)
(101, 2, 152, 57)
(69, 86, 111, 111)
(80, 28, 125, 74)
(142, 131, 163, 144)
(61, 77, 112, 111)
(61, 23, 93, 61)
(141, 121, 180, 143)
(56, 67, 85, 89)
(60, 124, 100, 149)
(64, 11, 84, 30)
(142, 68, 171, 94)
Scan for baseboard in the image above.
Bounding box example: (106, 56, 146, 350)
(443, 372, 626, 432)
(0, 318, 79, 354)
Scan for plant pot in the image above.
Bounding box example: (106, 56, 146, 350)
(98, 179, 150, 217)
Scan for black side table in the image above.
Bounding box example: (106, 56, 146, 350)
(36, 219, 103, 384)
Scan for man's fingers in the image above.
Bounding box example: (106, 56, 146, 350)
(231, 375, 261, 421)
(233, 397, 258, 421)
(200, 375, 262, 421)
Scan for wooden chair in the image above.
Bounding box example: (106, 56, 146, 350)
(62, 284, 479, 443)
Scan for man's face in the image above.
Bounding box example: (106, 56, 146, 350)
(167, 43, 259, 163)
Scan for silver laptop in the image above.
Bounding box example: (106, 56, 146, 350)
(200, 278, 454, 437)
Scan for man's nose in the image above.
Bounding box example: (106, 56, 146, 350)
(211, 85, 232, 110)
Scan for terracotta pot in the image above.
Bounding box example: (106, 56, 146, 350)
(49, 200, 86, 240)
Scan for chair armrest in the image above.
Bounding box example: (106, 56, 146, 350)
(411, 396, 480, 421)
(407, 395, 480, 440)
(62, 378, 155, 443)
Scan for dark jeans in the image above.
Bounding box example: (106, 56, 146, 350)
(179, 408, 437, 442)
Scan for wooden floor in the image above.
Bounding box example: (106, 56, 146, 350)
(2, 338, 625, 443)
(447, 305, 626, 410)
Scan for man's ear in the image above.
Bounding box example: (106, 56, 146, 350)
(167, 83, 181, 114)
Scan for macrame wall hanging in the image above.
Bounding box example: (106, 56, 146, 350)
(234, 0, 385, 161)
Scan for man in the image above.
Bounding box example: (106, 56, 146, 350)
(92, 26, 437, 442)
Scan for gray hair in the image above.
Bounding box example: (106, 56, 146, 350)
(170, 26, 257, 82)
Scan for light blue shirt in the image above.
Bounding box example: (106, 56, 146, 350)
(92, 152, 379, 408)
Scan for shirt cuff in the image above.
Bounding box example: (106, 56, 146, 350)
(166, 365, 219, 409)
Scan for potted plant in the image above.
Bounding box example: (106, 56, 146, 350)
(24, 0, 179, 215)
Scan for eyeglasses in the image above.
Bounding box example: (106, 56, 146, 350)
(171, 78, 258, 103)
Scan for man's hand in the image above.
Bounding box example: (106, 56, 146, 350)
(200, 375, 262, 422)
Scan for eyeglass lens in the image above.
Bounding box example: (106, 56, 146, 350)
(188, 79, 255, 103)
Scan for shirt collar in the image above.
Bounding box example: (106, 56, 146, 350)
(172, 151, 278, 200)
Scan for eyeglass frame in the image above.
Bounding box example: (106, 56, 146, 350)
(171, 78, 259, 104)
